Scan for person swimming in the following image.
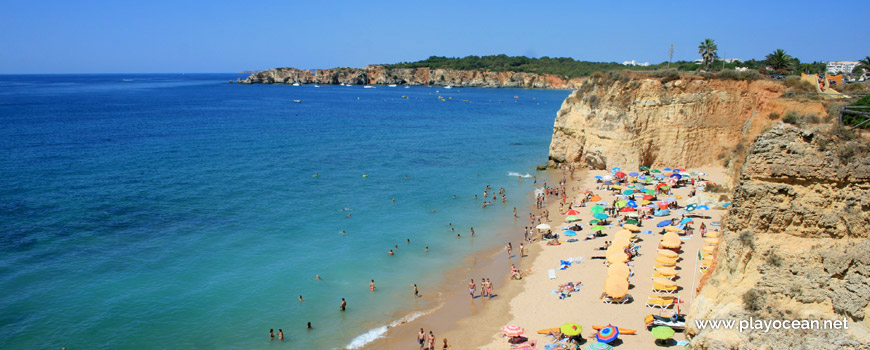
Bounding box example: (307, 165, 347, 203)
(388, 250, 394, 255)
(313, 173, 320, 177)
(370, 280, 375, 290)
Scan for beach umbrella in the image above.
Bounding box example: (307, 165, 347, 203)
(662, 232, 680, 241)
(640, 200, 651, 205)
(536, 224, 551, 230)
(603, 175, 613, 181)
(640, 166, 649, 170)
(654, 209, 671, 216)
(675, 209, 690, 216)
(657, 220, 672, 228)
(628, 172, 639, 177)
(596, 325, 620, 343)
(594, 175, 603, 180)
(638, 175, 647, 180)
(619, 207, 636, 212)
(703, 245, 716, 253)
(706, 231, 720, 238)
(651, 326, 675, 341)
(663, 168, 672, 172)
(686, 204, 697, 212)
(654, 174, 666, 180)
(590, 195, 602, 202)
(653, 278, 677, 289)
(642, 194, 655, 200)
(651, 169, 661, 173)
(616, 200, 627, 208)
(604, 277, 629, 298)
(623, 224, 640, 232)
(656, 266, 678, 276)
(622, 189, 634, 195)
(665, 196, 677, 203)
(612, 185, 622, 190)
(591, 225, 606, 231)
(660, 240, 681, 249)
(614, 230, 633, 240)
(589, 220, 601, 225)
(595, 200, 609, 206)
(660, 185, 670, 191)
(563, 230, 578, 236)
(697, 205, 710, 210)
(615, 171, 627, 178)
(565, 215, 580, 222)
(655, 255, 677, 265)
(585, 342, 613, 350)
(627, 200, 638, 208)
(705, 237, 720, 245)
(656, 202, 669, 209)
(670, 173, 682, 180)
(644, 189, 655, 195)
(593, 213, 609, 220)
(560, 322, 583, 337)
(565, 209, 581, 215)
(611, 167, 620, 172)
(680, 217, 693, 225)
(590, 205, 605, 214)
(606, 252, 628, 264)
(502, 325, 525, 337)
(607, 263, 631, 278)
(657, 249, 679, 258)
(624, 218, 638, 224)
(612, 238, 631, 248)
(664, 226, 683, 233)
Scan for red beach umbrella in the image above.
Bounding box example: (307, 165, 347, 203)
(502, 325, 525, 337)
(564, 209, 581, 215)
(643, 194, 655, 200)
(615, 172, 627, 178)
(620, 207, 636, 212)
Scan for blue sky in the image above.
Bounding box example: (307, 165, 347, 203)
(1, 0, 867, 73)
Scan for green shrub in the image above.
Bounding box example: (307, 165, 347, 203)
(739, 231, 754, 249)
(783, 112, 799, 124)
(768, 112, 780, 120)
(744, 288, 763, 312)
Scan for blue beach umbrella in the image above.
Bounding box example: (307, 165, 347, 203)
(697, 205, 710, 210)
(604, 181, 613, 185)
(594, 175, 603, 180)
(687, 204, 697, 211)
(611, 167, 620, 172)
(627, 201, 638, 208)
(595, 325, 619, 343)
(670, 173, 682, 180)
(593, 213, 609, 220)
(663, 168, 672, 172)
(657, 220, 672, 228)
(628, 172, 639, 177)
(622, 190, 634, 195)
(563, 230, 578, 236)
(654, 174, 665, 180)
(680, 217, 693, 225)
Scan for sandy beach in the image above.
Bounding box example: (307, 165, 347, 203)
(438, 165, 730, 349)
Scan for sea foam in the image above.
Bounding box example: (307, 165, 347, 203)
(345, 311, 427, 349)
(507, 171, 533, 178)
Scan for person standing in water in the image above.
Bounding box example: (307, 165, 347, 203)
(269, 329, 274, 340)
(278, 329, 284, 341)
(470, 227, 475, 236)
(340, 298, 346, 311)
(370, 280, 375, 291)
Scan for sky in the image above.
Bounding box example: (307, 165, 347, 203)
(1, 0, 867, 73)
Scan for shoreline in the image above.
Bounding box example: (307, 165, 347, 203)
(357, 170, 563, 349)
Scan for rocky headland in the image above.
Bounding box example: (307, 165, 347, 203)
(546, 72, 869, 349)
(237, 65, 581, 88)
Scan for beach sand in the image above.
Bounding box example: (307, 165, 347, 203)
(440, 166, 729, 350)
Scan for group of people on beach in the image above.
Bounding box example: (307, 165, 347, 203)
(468, 278, 495, 299)
(418, 328, 449, 349)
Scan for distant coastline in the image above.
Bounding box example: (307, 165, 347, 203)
(236, 65, 581, 89)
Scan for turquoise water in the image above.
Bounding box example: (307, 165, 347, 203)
(0, 74, 570, 349)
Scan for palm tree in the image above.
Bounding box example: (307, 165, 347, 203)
(698, 39, 718, 71)
(855, 56, 870, 76)
(765, 49, 794, 72)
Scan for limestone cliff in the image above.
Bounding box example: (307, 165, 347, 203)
(547, 73, 826, 170)
(687, 124, 870, 349)
(239, 66, 579, 88)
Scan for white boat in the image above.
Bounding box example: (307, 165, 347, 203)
(314, 84, 320, 87)
(388, 84, 397, 87)
(444, 85, 453, 89)
(405, 85, 410, 88)
(292, 82, 300, 86)
(340, 83, 346, 86)
(346, 83, 353, 87)
(292, 100, 302, 103)
(364, 85, 375, 89)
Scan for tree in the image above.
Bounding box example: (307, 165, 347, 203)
(698, 39, 718, 71)
(855, 56, 870, 76)
(765, 49, 794, 72)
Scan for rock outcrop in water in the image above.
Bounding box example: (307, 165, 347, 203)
(547, 73, 826, 170)
(239, 65, 579, 88)
(687, 123, 870, 349)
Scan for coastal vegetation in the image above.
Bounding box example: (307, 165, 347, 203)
(697, 39, 718, 70)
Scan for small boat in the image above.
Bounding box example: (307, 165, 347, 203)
(292, 82, 300, 86)
(364, 85, 375, 89)
(314, 85, 320, 87)
(340, 83, 346, 86)
(444, 85, 453, 89)
(346, 83, 353, 87)
(292, 100, 302, 103)
(404, 85, 410, 88)
(388, 84, 397, 87)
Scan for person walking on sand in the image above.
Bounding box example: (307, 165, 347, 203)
(418, 328, 426, 349)
(520, 242, 524, 257)
(486, 278, 493, 297)
(468, 279, 476, 299)
(507, 242, 512, 258)
(340, 298, 346, 311)
(428, 331, 435, 350)
(442, 338, 449, 350)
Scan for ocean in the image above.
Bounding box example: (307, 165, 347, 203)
(0, 74, 570, 349)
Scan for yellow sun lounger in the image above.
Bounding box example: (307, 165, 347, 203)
(652, 279, 678, 293)
(602, 294, 633, 304)
(645, 295, 676, 309)
(651, 272, 676, 280)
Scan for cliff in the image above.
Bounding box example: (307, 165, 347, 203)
(239, 66, 579, 88)
(547, 73, 826, 170)
(687, 123, 870, 349)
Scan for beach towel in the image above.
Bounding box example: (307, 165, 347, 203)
(641, 230, 653, 235)
(563, 231, 577, 237)
(548, 269, 556, 280)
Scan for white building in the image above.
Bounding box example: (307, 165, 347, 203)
(827, 61, 859, 75)
(622, 60, 650, 67)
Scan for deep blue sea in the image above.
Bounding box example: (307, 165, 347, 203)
(0, 74, 570, 349)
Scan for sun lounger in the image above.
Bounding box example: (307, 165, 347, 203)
(548, 269, 556, 280)
(652, 284, 678, 294)
(602, 294, 633, 304)
(645, 295, 676, 309)
(651, 273, 676, 280)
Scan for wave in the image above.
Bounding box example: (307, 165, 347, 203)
(507, 171, 533, 178)
(345, 311, 427, 349)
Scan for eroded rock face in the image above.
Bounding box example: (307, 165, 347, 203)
(546, 74, 826, 170)
(687, 124, 870, 349)
(241, 66, 580, 88)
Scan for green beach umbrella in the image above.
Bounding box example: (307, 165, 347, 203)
(593, 213, 609, 220)
(616, 200, 627, 208)
(560, 322, 583, 336)
(589, 219, 601, 225)
(651, 326, 675, 340)
(622, 190, 634, 195)
(591, 225, 606, 231)
(565, 215, 580, 222)
(640, 166, 650, 170)
(624, 219, 638, 225)
(651, 169, 661, 173)
(585, 342, 613, 350)
(590, 205, 605, 214)
(644, 189, 656, 195)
